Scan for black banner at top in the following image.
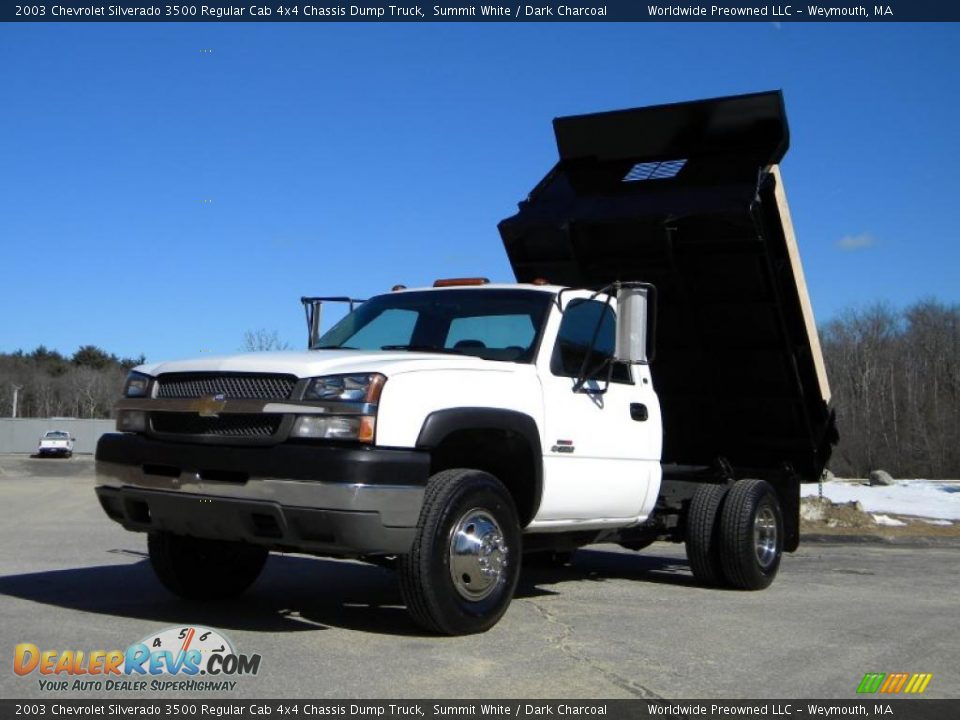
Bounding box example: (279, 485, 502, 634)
(3, 0, 959, 22)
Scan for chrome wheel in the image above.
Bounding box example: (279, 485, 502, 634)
(719, 478, 783, 590)
(754, 505, 778, 569)
(448, 508, 508, 601)
(399, 468, 521, 634)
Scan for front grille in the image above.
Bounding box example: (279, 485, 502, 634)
(156, 373, 297, 400)
(151, 413, 283, 438)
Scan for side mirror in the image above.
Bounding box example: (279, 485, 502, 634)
(614, 283, 656, 364)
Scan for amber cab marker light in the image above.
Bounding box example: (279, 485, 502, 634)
(391, 284, 407, 291)
(531, 277, 549, 286)
(364, 374, 387, 404)
(433, 277, 490, 287)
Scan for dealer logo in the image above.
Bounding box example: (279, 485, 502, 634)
(14, 625, 261, 692)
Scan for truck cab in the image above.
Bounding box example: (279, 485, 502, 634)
(97, 280, 662, 632)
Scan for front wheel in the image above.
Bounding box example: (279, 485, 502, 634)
(148, 531, 268, 601)
(399, 469, 521, 635)
(719, 479, 783, 590)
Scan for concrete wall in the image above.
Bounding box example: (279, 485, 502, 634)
(0, 418, 116, 454)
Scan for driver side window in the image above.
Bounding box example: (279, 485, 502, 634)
(551, 299, 632, 383)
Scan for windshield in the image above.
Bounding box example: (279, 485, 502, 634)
(44, 431, 69, 439)
(314, 289, 552, 363)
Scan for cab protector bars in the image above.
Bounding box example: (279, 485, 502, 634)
(301, 296, 366, 349)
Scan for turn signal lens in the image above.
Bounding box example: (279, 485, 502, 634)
(116, 410, 147, 433)
(292, 415, 376, 443)
(358, 416, 376, 443)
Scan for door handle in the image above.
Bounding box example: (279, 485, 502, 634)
(630, 403, 648, 421)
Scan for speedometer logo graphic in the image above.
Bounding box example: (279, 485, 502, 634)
(137, 626, 235, 670)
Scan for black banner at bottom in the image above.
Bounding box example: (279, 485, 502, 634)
(2, 700, 957, 720)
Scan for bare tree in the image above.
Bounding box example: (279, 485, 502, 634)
(822, 299, 960, 478)
(242, 329, 291, 352)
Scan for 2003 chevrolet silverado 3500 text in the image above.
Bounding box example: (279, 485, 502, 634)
(95, 91, 838, 634)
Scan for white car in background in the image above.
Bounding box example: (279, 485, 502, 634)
(37, 430, 75, 458)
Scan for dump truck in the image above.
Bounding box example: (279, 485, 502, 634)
(95, 91, 837, 635)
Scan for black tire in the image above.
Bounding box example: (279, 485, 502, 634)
(719, 478, 783, 590)
(399, 468, 521, 635)
(685, 483, 729, 587)
(148, 531, 268, 601)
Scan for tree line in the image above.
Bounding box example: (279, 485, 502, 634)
(821, 299, 959, 479)
(0, 346, 144, 420)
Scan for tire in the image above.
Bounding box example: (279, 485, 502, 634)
(685, 483, 729, 587)
(399, 468, 521, 635)
(719, 478, 783, 590)
(148, 531, 268, 601)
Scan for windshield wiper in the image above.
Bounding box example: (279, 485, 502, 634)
(380, 344, 464, 355)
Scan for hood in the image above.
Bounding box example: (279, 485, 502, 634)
(135, 350, 509, 379)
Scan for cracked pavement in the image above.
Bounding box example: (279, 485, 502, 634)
(2, 455, 958, 699)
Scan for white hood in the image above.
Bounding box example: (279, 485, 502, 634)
(135, 350, 513, 379)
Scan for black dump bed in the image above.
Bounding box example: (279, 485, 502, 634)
(499, 91, 837, 482)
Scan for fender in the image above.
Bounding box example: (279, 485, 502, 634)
(415, 408, 543, 524)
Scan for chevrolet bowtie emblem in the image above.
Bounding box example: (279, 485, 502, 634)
(196, 393, 227, 418)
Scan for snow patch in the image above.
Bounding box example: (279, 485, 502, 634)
(871, 514, 906, 527)
(806, 480, 960, 520)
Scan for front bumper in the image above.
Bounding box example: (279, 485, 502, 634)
(38, 447, 70, 455)
(95, 433, 430, 555)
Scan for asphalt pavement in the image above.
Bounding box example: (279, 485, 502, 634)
(1, 454, 957, 700)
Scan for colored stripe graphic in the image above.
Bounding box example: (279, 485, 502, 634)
(859, 672, 932, 694)
(857, 674, 885, 693)
(880, 673, 907, 693)
(908, 674, 933, 694)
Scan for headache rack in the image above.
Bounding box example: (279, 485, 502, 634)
(301, 296, 366, 349)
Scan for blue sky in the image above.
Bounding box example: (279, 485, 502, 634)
(1, 22, 957, 361)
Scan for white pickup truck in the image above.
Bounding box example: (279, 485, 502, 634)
(38, 430, 75, 457)
(96, 91, 837, 635)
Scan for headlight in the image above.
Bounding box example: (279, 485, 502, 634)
(303, 373, 385, 403)
(297, 373, 385, 443)
(123, 371, 151, 398)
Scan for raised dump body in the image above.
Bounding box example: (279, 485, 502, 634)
(499, 91, 837, 492)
